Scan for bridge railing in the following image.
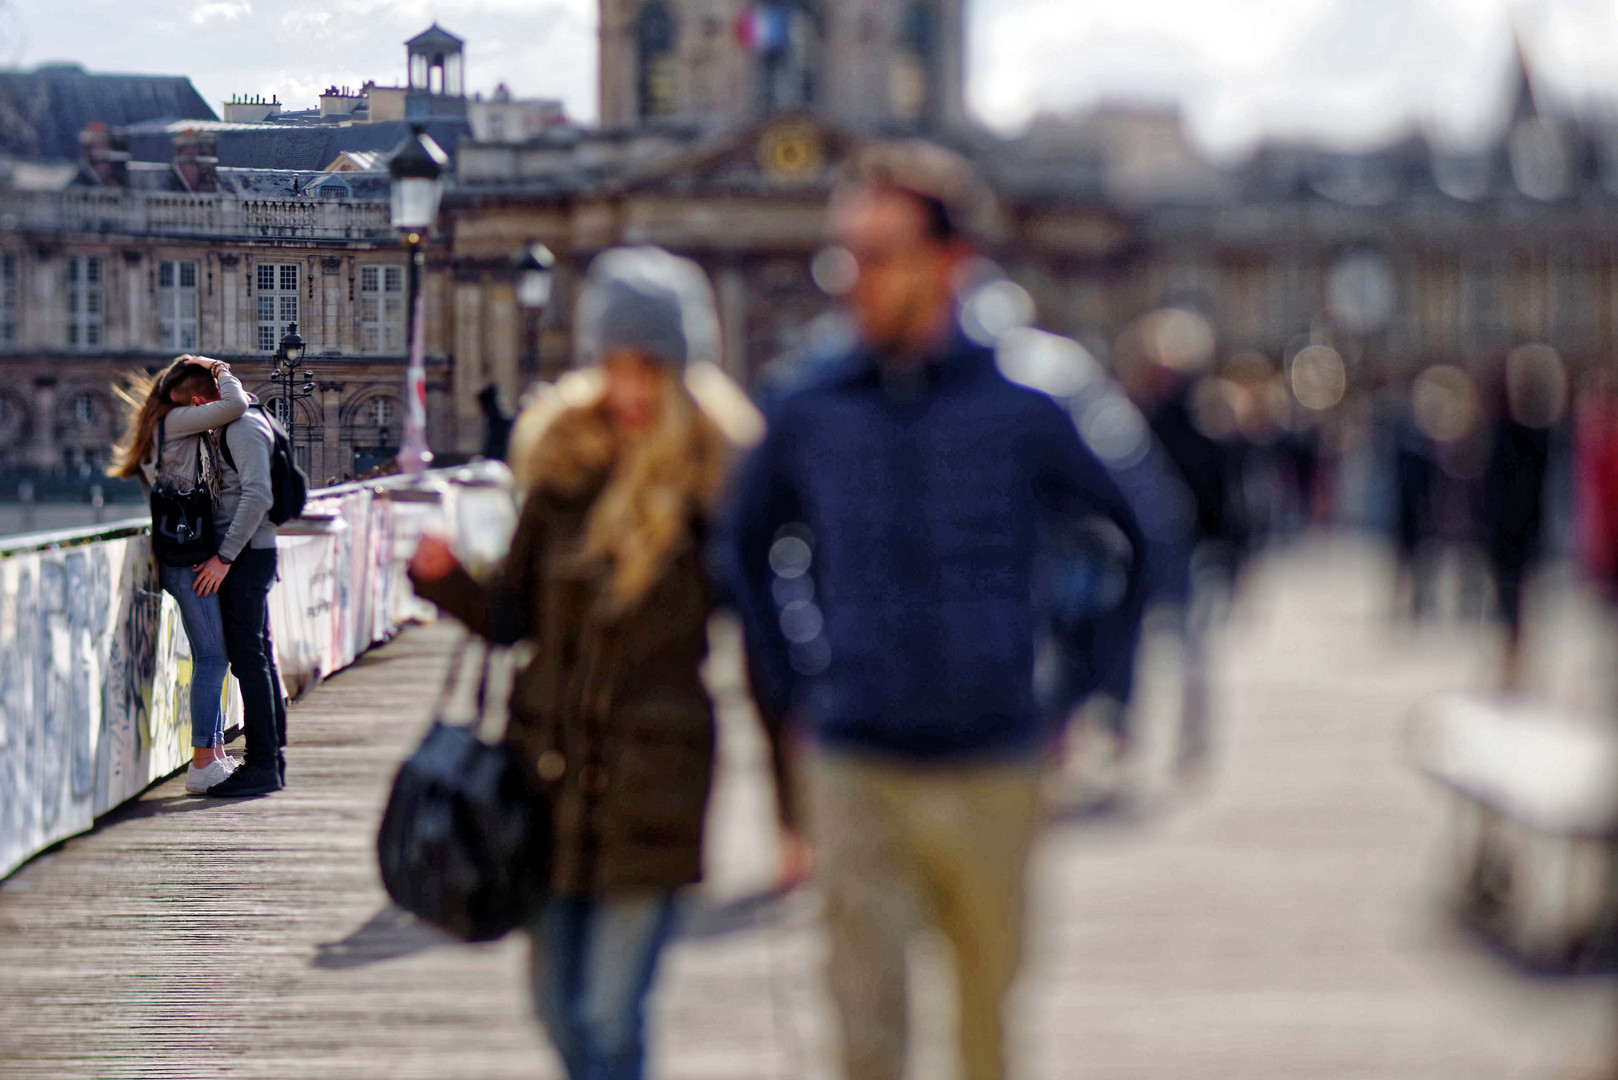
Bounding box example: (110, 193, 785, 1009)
(0, 466, 518, 881)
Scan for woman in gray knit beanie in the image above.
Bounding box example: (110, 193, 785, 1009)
(410, 246, 797, 1080)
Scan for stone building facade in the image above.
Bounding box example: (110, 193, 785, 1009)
(434, 7, 1618, 450)
(0, 186, 444, 484)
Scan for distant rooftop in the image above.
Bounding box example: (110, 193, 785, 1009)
(120, 118, 468, 172)
(406, 24, 465, 51)
(0, 65, 214, 162)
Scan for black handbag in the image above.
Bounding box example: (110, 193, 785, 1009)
(377, 637, 551, 943)
(148, 416, 218, 568)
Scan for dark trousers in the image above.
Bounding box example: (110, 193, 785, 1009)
(219, 546, 285, 767)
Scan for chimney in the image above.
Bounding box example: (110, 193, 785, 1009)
(173, 129, 219, 193)
(79, 122, 129, 187)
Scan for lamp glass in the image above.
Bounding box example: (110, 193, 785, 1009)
(517, 269, 554, 310)
(391, 176, 443, 231)
(283, 340, 304, 364)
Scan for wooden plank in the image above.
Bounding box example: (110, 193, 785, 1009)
(0, 542, 1614, 1080)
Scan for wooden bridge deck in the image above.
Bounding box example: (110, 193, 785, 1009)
(1, 539, 1614, 1080)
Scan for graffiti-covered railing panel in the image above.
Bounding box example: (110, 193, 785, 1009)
(0, 467, 517, 881)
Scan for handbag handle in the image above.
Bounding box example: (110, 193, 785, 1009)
(152, 414, 208, 490)
(430, 631, 500, 737)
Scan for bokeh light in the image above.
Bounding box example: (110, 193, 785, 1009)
(1290, 344, 1347, 411)
(1412, 364, 1481, 444)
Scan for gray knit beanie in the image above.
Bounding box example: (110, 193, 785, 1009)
(575, 246, 720, 370)
(593, 274, 688, 366)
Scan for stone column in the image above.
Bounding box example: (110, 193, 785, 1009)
(486, 284, 520, 411)
(716, 263, 749, 382)
(321, 256, 343, 356)
(320, 383, 344, 484)
(453, 278, 484, 456)
(32, 250, 60, 351)
(122, 250, 144, 354)
(219, 254, 240, 354)
(30, 377, 58, 469)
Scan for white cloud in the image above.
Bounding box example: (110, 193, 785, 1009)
(190, 0, 250, 26)
(9, 0, 1618, 152)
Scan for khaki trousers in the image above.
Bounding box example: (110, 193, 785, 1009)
(806, 750, 1043, 1080)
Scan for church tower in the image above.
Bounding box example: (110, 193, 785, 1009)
(597, 0, 966, 131)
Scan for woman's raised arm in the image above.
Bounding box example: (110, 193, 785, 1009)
(164, 362, 249, 438)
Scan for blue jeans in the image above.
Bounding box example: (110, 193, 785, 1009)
(528, 894, 678, 1080)
(158, 561, 230, 750)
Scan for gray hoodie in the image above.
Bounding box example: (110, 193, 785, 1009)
(214, 402, 279, 562)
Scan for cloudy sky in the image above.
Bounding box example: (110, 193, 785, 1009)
(5, 0, 1618, 156)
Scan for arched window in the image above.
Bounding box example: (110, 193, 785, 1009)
(71, 393, 99, 428)
(637, 1, 679, 120)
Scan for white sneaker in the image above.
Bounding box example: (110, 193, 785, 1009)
(217, 754, 240, 774)
(185, 759, 232, 794)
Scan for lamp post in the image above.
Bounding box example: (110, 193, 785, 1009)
(388, 125, 449, 478)
(512, 242, 556, 384)
(267, 322, 314, 452)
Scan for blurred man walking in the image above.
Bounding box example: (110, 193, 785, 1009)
(718, 143, 1147, 1080)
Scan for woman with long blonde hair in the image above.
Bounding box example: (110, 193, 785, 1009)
(409, 248, 798, 1080)
(111, 356, 248, 793)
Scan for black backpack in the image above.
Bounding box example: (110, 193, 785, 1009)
(221, 404, 309, 525)
(148, 416, 218, 568)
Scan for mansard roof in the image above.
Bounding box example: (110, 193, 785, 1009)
(123, 118, 469, 173)
(0, 65, 215, 162)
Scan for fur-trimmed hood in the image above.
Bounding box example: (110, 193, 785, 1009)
(505, 361, 762, 612)
(507, 361, 762, 497)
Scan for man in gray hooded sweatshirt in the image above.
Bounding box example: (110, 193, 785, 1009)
(192, 399, 285, 797)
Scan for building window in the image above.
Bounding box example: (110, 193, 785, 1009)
(0, 253, 16, 347)
(70, 393, 100, 428)
(157, 259, 199, 352)
(359, 265, 405, 353)
(266, 396, 291, 425)
(371, 398, 396, 427)
(66, 256, 102, 350)
(637, 1, 679, 120)
(256, 262, 299, 352)
(318, 184, 347, 199)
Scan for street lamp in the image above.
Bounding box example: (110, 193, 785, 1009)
(388, 124, 449, 478)
(512, 242, 556, 383)
(267, 321, 314, 452)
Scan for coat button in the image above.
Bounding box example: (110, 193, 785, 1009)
(536, 750, 566, 782)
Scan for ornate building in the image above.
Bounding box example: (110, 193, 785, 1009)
(597, 0, 965, 130)
(432, 11, 1618, 456)
(0, 30, 480, 491)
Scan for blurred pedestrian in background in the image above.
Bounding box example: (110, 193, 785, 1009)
(985, 317, 1195, 792)
(410, 247, 796, 1080)
(718, 142, 1147, 1080)
(478, 382, 514, 463)
(1482, 345, 1567, 692)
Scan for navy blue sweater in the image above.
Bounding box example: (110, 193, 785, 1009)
(716, 330, 1148, 762)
